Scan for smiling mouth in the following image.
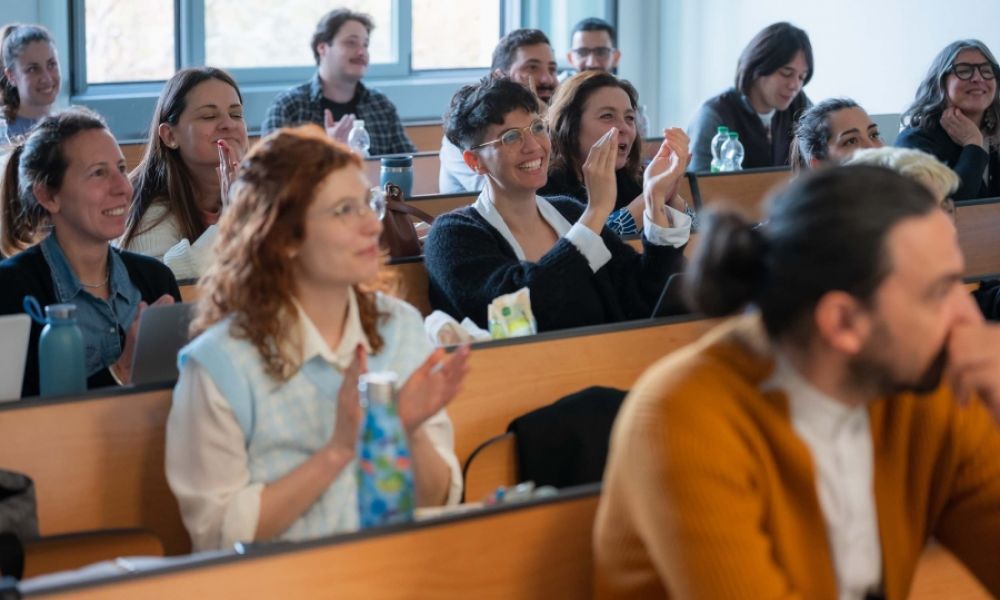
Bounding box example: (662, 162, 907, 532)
(518, 158, 543, 171)
(102, 206, 127, 217)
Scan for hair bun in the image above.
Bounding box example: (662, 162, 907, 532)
(684, 210, 768, 316)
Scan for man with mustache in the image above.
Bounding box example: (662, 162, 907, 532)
(261, 8, 415, 156)
(439, 29, 559, 194)
(595, 166, 1000, 600)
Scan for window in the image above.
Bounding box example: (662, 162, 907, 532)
(75, 0, 507, 90)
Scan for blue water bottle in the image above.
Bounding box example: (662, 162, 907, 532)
(380, 156, 413, 198)
(356, 371, 415, 528)
(24, 298, 87, 397)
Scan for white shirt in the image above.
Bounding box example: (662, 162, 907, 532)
(166, 291, 462, 551)
(472, 185, 691, 274)
(116, 202, 217, 281)
(764, 354, 883, 600)
(438, 136, 486, 194)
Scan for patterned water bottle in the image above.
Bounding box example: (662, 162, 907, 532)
(356, 371, 414, 528)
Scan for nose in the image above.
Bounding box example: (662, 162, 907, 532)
(950, 283, 986, 326)
(361, 207, 383, 235)
(113, 168, 132, 197)
(521, 128, 544, 153)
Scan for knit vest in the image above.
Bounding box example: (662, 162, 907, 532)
(178, 293, 431, 542)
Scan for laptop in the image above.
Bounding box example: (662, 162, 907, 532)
(131, 303, 194, 386)
(650, 273, 692, 319)
(0, 314, 31, 402)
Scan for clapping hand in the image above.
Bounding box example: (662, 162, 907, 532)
(113, 294, 176, 384)
(643, 128, 690, 226)
(325, 110, 356, 145)
(581, 127, 620, 227)
(398, 346, 471, 435)
(216, 139, 241, 208)
(328, 345, 367, 455)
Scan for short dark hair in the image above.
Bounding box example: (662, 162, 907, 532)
(310, 8, 374, 64)
(735, 22, 813, 96)
(571, 17, 616, 46)
(443, 77, 541, 150)
(491, 28, 551, 73)
(791, 97, 861, 169)
(2, 107, 107, 256)
(685, 166, 937, 342)
(902, 39, 1000, 135)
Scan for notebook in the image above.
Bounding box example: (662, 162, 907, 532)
(130, 303, 194, 386)
(0, 313, 32, 402)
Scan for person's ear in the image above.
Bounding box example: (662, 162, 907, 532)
(566, 51, 576, 69)
(808, 157, 822, 169)
(32, 182, 59, 215)
(463, 149, 486, 174)
(157, 123, 179, 150)
(813, 291, 871, 356)
(492, 68, 506, 80)
(3, 67, 15, 87)
(610, 49, 621, 69)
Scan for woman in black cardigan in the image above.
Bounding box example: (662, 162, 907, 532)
(897, 39, 1000, 200)
(425, 77, 690, 333)
(0, 108, 179, 398)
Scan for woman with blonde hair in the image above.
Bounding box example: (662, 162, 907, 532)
(166, 126, 468, 551)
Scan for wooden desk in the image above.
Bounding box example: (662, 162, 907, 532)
(364, 151, 441, 196)
(692, 167, 792, 219)
(956, 198, 1000, 278)
(404, 121, 444, 153)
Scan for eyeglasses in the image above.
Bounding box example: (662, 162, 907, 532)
(951, 62, 997, 81)
(470, 119, 549, 151)
(326, 187, 386, 221)
(571, 47, 615, 59)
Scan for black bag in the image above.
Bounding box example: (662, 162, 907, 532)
(379, 182, 435, 258)
(0, 470, 38, 579)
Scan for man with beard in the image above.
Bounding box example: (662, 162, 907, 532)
(594, 166, 1000, 600)
(439, 29, 559, 193)
(261, 8, 415, 156)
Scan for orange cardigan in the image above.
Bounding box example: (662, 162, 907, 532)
(593, 316, 1000, 599)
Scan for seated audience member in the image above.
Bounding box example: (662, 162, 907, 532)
(439, 29, 559, 194)
(846, 146, 1000, 320)
(118, 67, 249, 280)
(260, 9, 415, 156)
(791, 98, 883, 170)
(688, 22, 813, 172)
(0, 108, 179, 398)
(0, 24, 59, 139)
(425, 78, 690, 333)
(565, 18, 620, 75)
(897, 39, 1000, 200)
(594, 166, 1000, 599)
(540, 70, 690, 236)
(166, 126, 466, 552)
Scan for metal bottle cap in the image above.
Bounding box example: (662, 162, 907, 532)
(358, 371, 399, 406)
(45, 303, 77, 322)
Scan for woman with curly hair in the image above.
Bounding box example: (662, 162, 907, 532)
(897, 40, 1000, 200)
(166, 126, 468, 552)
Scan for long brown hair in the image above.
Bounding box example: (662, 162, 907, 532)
(121, 67, 243, 249)
(191, 125, 384, 381)
(0, 24, 55, 123)
(546, 70, 642, 184)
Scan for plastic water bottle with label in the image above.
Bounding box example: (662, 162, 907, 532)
(720, 131, 745, 172)
(347, 119, 371, 158)
(709, 126, 729, 172)
(356, 371, 415, 528)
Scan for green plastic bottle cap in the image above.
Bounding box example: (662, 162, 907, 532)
(502, 306, 511, 316)
(728, 132, 739, 139)
(717, 126, 729, 133)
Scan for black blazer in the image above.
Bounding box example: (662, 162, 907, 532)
(896, 123, 1000, 200)
(0, 245, 181, 398)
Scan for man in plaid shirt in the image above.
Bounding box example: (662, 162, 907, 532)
(261, 8, 415, 156)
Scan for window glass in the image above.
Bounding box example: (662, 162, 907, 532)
(204, 0, 394, 68)
(411, 0, 501, 70)
(85, 0, 175, 84)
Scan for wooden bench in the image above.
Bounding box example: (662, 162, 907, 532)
(26, 486, 601, 599)
(956, 198, 1000, 278)
(690, 167, 792, 219)
(405, 121, 444, 153)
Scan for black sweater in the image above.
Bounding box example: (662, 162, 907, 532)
(0, 245, 180, 398)
(424, 196, 685, 332)
(896, 123, 1000, 200)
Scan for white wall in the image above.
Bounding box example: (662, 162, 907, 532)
(641, 0, 1000, 132)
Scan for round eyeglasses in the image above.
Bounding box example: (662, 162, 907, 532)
(327, 187, 387, 221)
(951, 62, 997, 81)
(470, 119, 549, 151)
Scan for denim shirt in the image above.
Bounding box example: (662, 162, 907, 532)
(39, 234, 141, 376)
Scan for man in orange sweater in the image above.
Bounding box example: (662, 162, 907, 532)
(594, 166, 1000, 600)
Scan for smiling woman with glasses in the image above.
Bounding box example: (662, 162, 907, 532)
(167, 125, 467, 551)
(424, 77, 691, 333)
(898, 39, 1000, 200)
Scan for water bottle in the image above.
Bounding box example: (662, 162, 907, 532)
(356, 371, 415, 528)
(636, 105, 650, 139)
(33, 302, 87, 397)
(724, 131, 744, 171)
(709, 126, 729, 173)
(347, 119, 371, 158)
(380, 156, 413, 197)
